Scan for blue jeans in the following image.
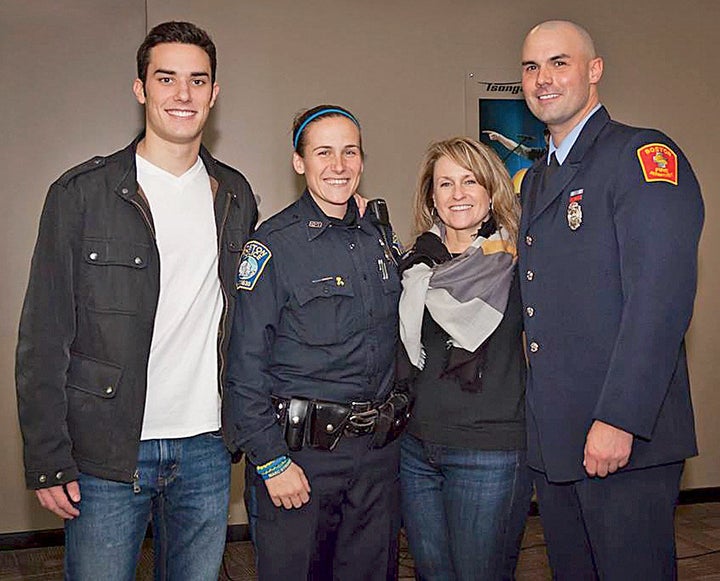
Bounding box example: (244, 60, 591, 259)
(64, 431, 231, 581)
(400, 433, 532, 581)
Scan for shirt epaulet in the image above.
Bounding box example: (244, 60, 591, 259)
(260, 208, 304, 238)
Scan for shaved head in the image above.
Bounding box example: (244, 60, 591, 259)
(525, 20, 597, 59)
(521, 19, 604, 145)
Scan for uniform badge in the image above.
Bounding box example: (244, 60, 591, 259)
(236, 240, 272, 291)
(567, 189, 583, 231)
(308, 220, 323, 228)
(636, 143, 678, 185)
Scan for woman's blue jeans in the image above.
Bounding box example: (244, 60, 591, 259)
(400, 433, 532, 581)
(63, 431, 231, 581)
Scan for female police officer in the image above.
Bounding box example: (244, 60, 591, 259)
(225, 105, 405, 580)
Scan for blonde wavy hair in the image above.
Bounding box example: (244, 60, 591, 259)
(412, 137, 520, 243)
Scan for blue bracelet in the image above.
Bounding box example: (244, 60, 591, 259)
(256, 455, 291, 479)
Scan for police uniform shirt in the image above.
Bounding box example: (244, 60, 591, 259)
(225, 191, 401, 466)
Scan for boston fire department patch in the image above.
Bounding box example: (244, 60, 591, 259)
(636, 143, 678, 185)
(237, 240, 272, 291)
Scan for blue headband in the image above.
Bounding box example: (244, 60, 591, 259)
(292, 108, 361, 150)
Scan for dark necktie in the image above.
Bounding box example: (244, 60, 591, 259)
(542, 151, 560, 189)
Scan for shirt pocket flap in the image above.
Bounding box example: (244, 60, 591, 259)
(294, 279, 355, 307)
(82, 239, 150, 269)
(67, 352, 123, 398)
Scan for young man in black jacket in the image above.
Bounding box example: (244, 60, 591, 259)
(16, 21, 257, 580)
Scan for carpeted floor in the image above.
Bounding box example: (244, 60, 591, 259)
(2, 503, 720, 580)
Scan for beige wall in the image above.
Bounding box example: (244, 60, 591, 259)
(2, 0, 717, 535)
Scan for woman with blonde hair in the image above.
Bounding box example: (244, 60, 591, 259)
(398, 137, 531, 580)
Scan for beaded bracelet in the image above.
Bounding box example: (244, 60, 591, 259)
(256, 455, 292, 481)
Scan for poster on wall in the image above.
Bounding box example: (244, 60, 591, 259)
(465, 70, 546, 191)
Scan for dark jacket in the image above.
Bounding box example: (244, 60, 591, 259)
(225, 192, 400, 466)
(519, 107, 703, 482)
(16, 136, 258, 488)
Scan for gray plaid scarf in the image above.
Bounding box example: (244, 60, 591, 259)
(399, 219, 517, 370)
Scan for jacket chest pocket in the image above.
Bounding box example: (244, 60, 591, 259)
(79, 238, 152, 314)
(287, 277, 357, 345)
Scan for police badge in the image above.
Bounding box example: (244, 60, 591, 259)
(567, 189, 584, 231)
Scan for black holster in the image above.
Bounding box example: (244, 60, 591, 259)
(368, 390, 412, 449)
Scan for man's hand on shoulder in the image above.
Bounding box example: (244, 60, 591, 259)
(264, 462, 311, 509)
(35, 481, 81, 519)
(353, 193, 368, 217)
(583, 420, 633, 478)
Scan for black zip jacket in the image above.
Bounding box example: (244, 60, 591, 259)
(16, 136, 257, 488)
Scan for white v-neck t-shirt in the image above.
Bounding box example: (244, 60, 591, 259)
(136, 154, 222, 440)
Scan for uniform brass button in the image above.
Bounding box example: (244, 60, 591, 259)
(526, 307, 535, 317)
(55, 471, 64, 480)
(89, 252, 98, 260)
(105, 386, 113, 394)
(39, 474, 47, 483)
(134, 257, 143, 265)
(525, 235, 533, 246)
(326, 424, 334, 432)
(526, 270, 534, 281)
(529, 342, 539, 353)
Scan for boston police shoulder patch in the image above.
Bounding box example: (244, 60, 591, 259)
(236, 240, 272, 291)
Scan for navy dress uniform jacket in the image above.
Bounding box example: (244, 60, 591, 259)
(519, 107, 704, 483)
(225, 191, 401, 466)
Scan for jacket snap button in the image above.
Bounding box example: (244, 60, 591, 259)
(89, 252, 98, 260)
(105, 386, 113, 394)
(134, 257, 143, 265)
(526, 270, 534, 281)
(525, 235, 533, 246)
(39, 474, 47, 483)
(529, 342, 539, 353)
(121, 187, 129, 194)
(55, 471, 64, 480)
(326, 424, 334, 432)
(291, 415, 300, 425)
(526, 307, 535, 317)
